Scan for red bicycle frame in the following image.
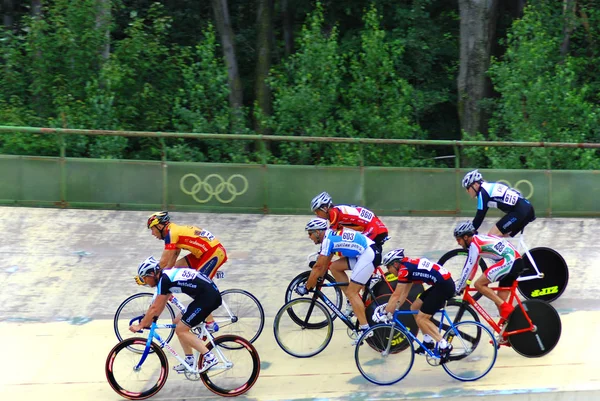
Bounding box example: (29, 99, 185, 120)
(462, 280, 535, 338)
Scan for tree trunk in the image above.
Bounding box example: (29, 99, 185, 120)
(457, 0, 501, 140)
(31, 0, 42, 17)
(211, 0, 244, 112)
(254, 0, 273, 133)
(96, 0, 111, 61)
(3, 0, 14, 28)
(281, 0, 294, 57)
(560, 0, 576, 58)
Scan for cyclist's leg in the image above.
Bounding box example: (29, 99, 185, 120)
(176, 296, 220, 356)
(490, 212, 520, 237)
(184, 248, 227, 324)
(329, 257, 350, 294)
(348, 248, 376, 327)
(415, 280, 455, 344)
(476, 260, 511, 307)
(497, 258, 525, 302)
(410, 295, 424, 338)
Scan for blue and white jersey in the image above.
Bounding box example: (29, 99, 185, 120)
(319, 227, 374, 258)
(473, 182, 531, 229)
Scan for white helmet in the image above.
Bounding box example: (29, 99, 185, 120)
(138, 256, 160, 277)
(305, 218, 329, 231)
(382, 249, 405, 266)
(310, 192, 333, 211)
(462, 169, 483, 188)
(453, 221, 477, 237)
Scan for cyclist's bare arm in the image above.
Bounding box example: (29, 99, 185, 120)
(307, 254, 333, 290)
(159, 248, 179, 269)
(384, 282, 413, 315)
(133, 294, 169, 330)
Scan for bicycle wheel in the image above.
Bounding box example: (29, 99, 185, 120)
(201, 335, 261, 397)
(285, 271, 342, 328)
(517, 247, 569, 303)
(442, 321, 497, 381)
(366, 294, 417, 353)
(354, 324, 414, 385)
(273, 298, 333, 358)
(114, 293, 176, 353)
(437, 248, 488, 279)
(105, 337, 168, 400)
(212, 289, 265, 346)
(431, 300, 481, 349)
(506, 299, 562, 357)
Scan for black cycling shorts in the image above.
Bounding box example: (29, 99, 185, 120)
(181, 291, 222, 328)
(498, 258, 525, 287)
(418, 279, 455, 315)
(496, 199, 536, 237)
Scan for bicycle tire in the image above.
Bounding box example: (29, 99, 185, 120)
(201, 335, 261, 397)
(273, 298, 333, 358)
(105, 337, 168, 400)
(354, 324, 415, 385)
(506, 299, 562, 357)
(213, 289, 265, 346)
(285, 271, 343, 327)
(366, 294, 418, 353)
(442, 321, 497, 381)
(431, 300, 481, 349)
(517, 247, 569, 303)
(113, 292, 176, 353)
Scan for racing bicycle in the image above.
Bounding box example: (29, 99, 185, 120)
(432, 277, 562, 357)
(114, 272, 265, 352)
(105, 318, 261, 399)
(438, 228, 568, 303)
(355, 303, 497, 385)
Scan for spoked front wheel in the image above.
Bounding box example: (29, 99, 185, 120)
(354, 324, 415, 385)
(442, 321, 497, 381)
(517, 247, 569, 303)
(273, 298, 333, 358)
(212, 289, 265, 346)
(105, 337, 168, 400)
(506, 299, 562, 357)
(201, 335, 261, 397)
(113, 293, 176, 353)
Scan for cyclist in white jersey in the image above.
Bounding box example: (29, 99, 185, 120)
(453, 221, 525, 322)
(462, 169, 536, 237)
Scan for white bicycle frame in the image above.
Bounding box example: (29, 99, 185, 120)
(142, 321, 232, 375)
(512, 232, 544, 282)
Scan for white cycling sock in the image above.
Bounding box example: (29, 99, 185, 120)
(423, 334, 434, 344)
(438, 339, 449, 349)
(359, 324, 370, 331)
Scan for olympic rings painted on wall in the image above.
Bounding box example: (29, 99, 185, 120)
(180, 173, 249, 204)
(497, 179, 534, 199)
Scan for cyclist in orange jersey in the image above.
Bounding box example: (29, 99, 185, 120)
(142, 211, 228, 332)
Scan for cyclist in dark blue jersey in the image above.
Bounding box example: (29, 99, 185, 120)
(462, 170, 536, 237)
(129, 256, 222, 373)
(373, 249, 455, 359)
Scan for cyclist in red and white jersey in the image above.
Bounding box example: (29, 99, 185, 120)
(310, 192, 389, 250)
(310, 192, 390, 317)
(453, 221, 525, 322)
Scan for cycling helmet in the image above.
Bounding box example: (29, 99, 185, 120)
(453, 221, 477, 237)
(147, 211, 170, 229)
(382, 249, 405, 266)
(305, 218, 329, 231)
(462, 169, 483, 188)
(138, 256, 160, 277)
(310, 192, 333, 211)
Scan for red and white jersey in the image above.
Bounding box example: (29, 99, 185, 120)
(327, 205, 388, 241)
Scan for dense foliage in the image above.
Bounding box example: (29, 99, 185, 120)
(0, 0, 598, 168)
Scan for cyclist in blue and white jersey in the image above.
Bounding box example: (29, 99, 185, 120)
(129, 256, 222, 373)
(462, 170, 536, 237)
(304, 218, 382, 334)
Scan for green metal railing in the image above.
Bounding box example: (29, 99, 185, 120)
(0, 125, 599, 215)
(1, 125, 600, 168)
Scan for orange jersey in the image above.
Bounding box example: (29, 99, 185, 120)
(163, 223, 222, 258)
(328, 205, 388, 240)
